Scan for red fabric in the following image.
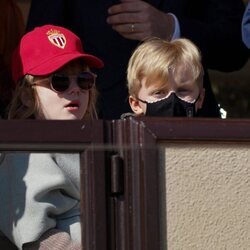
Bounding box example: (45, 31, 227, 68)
(12, 24, 104, 83)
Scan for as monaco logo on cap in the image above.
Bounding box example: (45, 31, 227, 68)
(47, 29, 66, 49)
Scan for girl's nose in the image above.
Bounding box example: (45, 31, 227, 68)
(68, 78, 81, 95)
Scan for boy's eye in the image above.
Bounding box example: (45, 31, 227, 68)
(177, 90, 190, 97)
(152, 90, 166, 96)
(176, 86, 194, 96)
(176, 89, 198, 102)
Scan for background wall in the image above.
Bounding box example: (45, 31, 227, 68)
(159, 143, 250, 250)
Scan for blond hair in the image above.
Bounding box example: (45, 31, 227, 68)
(127, 38, 203, 97)
(8, 75, 97, 119)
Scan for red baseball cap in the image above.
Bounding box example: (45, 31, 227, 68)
(12, 24, 104, 83)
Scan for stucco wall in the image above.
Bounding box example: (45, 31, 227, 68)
(159, 143, 250, 250)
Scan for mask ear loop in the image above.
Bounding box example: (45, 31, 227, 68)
(136, 97, 148, 104)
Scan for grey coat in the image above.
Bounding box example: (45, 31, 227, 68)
(0, 152, 81, 249)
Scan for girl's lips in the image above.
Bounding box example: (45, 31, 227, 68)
(64, 101, 80, 110)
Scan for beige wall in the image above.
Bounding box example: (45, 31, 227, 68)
(159, 143, 250, 250)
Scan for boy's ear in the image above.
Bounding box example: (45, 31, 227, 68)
(196, 87, 205, 110)
(129, 96, 144, 115)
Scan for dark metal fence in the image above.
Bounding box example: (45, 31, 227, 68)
(0, 118, 250, 250)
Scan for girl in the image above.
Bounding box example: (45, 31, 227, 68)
(0, 24, 103, 249)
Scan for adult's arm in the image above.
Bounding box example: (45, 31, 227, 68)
(105, 0, 248, 71)
(174, 0, 249, 71)
(27, 0, 249, 72)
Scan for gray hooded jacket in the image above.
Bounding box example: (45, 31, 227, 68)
(0, 152, 81, 249)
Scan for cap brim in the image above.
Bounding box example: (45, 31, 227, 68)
(28, 52, 104, 76)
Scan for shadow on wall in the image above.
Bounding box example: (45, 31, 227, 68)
(209, 57, 250, 118)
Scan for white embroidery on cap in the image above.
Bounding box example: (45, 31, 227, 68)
(47, 29, 66, 49)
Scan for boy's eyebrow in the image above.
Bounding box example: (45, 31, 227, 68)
(175, 78, 192, 84)
(175, 86, 192, 92)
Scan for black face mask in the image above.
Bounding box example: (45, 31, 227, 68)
(139, 92, 199, 117)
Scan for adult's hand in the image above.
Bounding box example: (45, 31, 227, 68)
(107, 0, 174, 41)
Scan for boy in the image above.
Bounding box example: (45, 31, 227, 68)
(127, 38, 205, 117)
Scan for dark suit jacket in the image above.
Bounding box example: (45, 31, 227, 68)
(27, 0, 248, 119)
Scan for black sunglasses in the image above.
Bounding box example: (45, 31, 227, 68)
(32, 72, 96, 93)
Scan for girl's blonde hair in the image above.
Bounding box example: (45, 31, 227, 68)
(127, 38, 203, 97)
(8, 74, 97, 119)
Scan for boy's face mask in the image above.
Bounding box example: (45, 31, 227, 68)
(138, 92, 199, 117)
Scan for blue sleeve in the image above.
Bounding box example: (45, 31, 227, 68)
(242, 2, 250, 49)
